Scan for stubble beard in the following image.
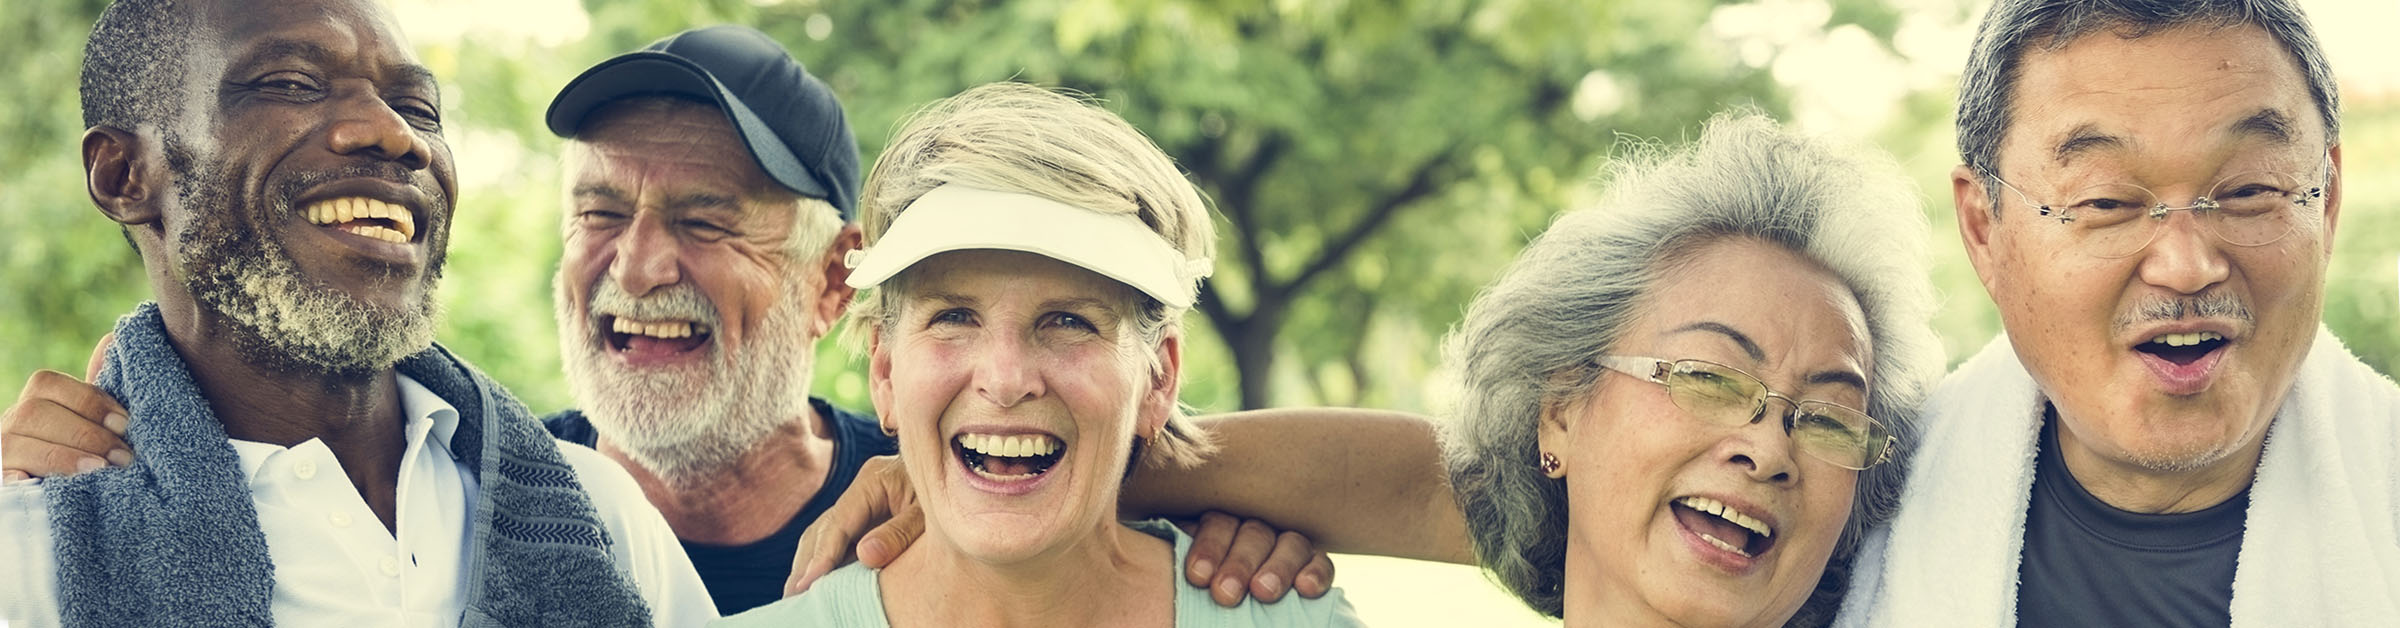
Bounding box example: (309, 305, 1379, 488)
(166, 135, 445, 379)
(558, 273, 816, 489)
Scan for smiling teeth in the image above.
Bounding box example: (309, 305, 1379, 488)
(958, 433, 1062, 458)
(611, 318, 699, 339)
(1677, 496, 1772, 539)
(304, 197, 416, 242)
(1700, 533, 1753, 557)
(2149, 331, 2225, 347)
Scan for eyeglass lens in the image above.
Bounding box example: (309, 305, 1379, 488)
(2047, 170, 2312, 258)
(1658, 361, 1882, 469)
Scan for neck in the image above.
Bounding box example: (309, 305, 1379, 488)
(2050, 406, 2264, 514)
(158, 298, 408, 532)
(1560, 530, 1683, 628)
(880, 520, 1171, 628)
(604, 405, 836, 545)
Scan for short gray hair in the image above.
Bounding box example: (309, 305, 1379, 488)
(851, 82, 1218, 469)
(1438, 112, 1943, 623)
(1958, 0, 2340, 204)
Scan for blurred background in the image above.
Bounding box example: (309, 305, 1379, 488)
(2, 0, 2393, 624)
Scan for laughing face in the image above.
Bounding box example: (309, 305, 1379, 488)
(869, 250, 1176, 565)
(555, 100, 840, 482)
(1539, 238, 1871, 626)
(1958, 24, 2340, 487)
(159, 0, 455, 377)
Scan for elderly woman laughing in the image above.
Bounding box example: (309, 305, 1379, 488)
(718, 83, 1361, 626)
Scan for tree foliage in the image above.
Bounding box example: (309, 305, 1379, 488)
(4, 0, 2392, 423)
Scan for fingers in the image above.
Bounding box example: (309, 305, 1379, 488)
(785, 455, 916, 598)
(1295, 550, 1335, 599)
(2, 370, 133, 478)
(1208, 518, 1279, 607)
(1181, 511, 1241, 588)
(86, 332, 116, 381)
(1245, 530, 1320, 603)
(856, 500, 924, 568)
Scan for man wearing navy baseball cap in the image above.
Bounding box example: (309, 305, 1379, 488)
(536, 24, 891, 615)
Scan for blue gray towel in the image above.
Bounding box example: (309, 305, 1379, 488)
(44, 302, 652, 626)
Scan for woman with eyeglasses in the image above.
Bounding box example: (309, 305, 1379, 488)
(788, 111, 1943, 627)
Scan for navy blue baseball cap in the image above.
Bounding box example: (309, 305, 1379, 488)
(545, 25, 859, 220)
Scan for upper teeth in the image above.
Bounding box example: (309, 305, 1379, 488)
(959, 433, 1061, 458)
(611, 318, 699, 339)
(1678, 496, 1772, 539)
(2150, 331, 2225, 347)
(304, 197, 416, 243)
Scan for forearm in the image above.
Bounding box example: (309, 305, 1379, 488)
(1123, 407, 1473, 564)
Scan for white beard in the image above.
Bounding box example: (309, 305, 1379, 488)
(556, 275, 816, 488)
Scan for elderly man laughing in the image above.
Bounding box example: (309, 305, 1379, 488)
(1835, 0, 2400, 625)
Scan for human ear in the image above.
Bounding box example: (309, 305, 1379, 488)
(1535, 396, 1576, 478)
(83, 126, 161, 229)
(809, 224, 865, 338)
(2316, 145, 2343, 255)
(1138, 332, 1184, 439)
(1953, 164, 2006, 299)
(868, 323, 897, 431)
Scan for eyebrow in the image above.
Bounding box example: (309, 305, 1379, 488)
(2050, 124, 2127, 165)
(1669, 321, 1765, 362)
(1668, 320, 1868, 393)
(569, 185, 737, 213)
(230, 38, 439, 93)
(2229, 108, 2297, 145)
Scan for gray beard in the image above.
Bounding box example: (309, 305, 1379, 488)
(557, 273, 815, 488)
(166, 136, 443, 379)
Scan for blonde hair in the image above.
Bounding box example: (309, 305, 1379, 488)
(852, 82, 1218, 469)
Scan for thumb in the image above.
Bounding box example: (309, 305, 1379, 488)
(857, 504, 926, 568)
(85, 332, 116, 382)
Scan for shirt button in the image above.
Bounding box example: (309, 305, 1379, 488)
(327, 512, 352, 528)
(293, 460, 318, 480)
(380, 556, 401, 577)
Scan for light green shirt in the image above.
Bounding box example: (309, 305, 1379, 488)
(718, 519, 1363, 627)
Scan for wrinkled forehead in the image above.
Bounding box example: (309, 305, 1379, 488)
(2001, 25, 2324, 173)
(198, 0, 422, 71)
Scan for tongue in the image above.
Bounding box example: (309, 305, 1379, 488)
(981, 455, 1042, 476)
(1673, 505, 1754, 549)
(623, 335, 706, 357)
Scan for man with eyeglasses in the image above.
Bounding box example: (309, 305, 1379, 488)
(1833, 0, 2400, 626)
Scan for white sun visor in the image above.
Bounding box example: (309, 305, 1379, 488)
(843, 184, 1213, 308)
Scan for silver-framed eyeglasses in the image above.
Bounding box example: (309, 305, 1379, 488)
(1981, 163, 2326, 259)
(1596, 356, 1893, 471)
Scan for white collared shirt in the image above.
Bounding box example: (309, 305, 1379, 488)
(0, 375, 715, 627)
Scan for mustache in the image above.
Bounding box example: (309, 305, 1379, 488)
(588, 280, 720, 328)
(2113, 292, 2253, 332)
(272, 161, 449, 211)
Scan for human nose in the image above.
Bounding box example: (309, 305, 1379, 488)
(324, 82, 432, 170)
(973, 332, 1046, 409)
(1725, 396, 1799, 484)
(2134, 211, 2231, 294)
(608, 212, 681, 296)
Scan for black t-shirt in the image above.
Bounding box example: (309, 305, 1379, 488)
(2016, 414, 2248, 627)
(544, 398, 897, 616)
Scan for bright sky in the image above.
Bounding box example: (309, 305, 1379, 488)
(384, 1, 2398, 625)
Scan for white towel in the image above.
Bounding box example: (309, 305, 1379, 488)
(1835, 327, 2400, 627)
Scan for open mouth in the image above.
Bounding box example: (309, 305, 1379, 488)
(953, 433, 1065, 481)
(1672, 496, 1776, 558)
(603, 316, 713, 356)
(2135, 331, 2227, 367)
(304, 197, 416, 244)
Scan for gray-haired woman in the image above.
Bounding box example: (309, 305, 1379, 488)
(789, 111, 1943, 627)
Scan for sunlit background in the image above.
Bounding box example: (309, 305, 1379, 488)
(3, 0, 2394, 625)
